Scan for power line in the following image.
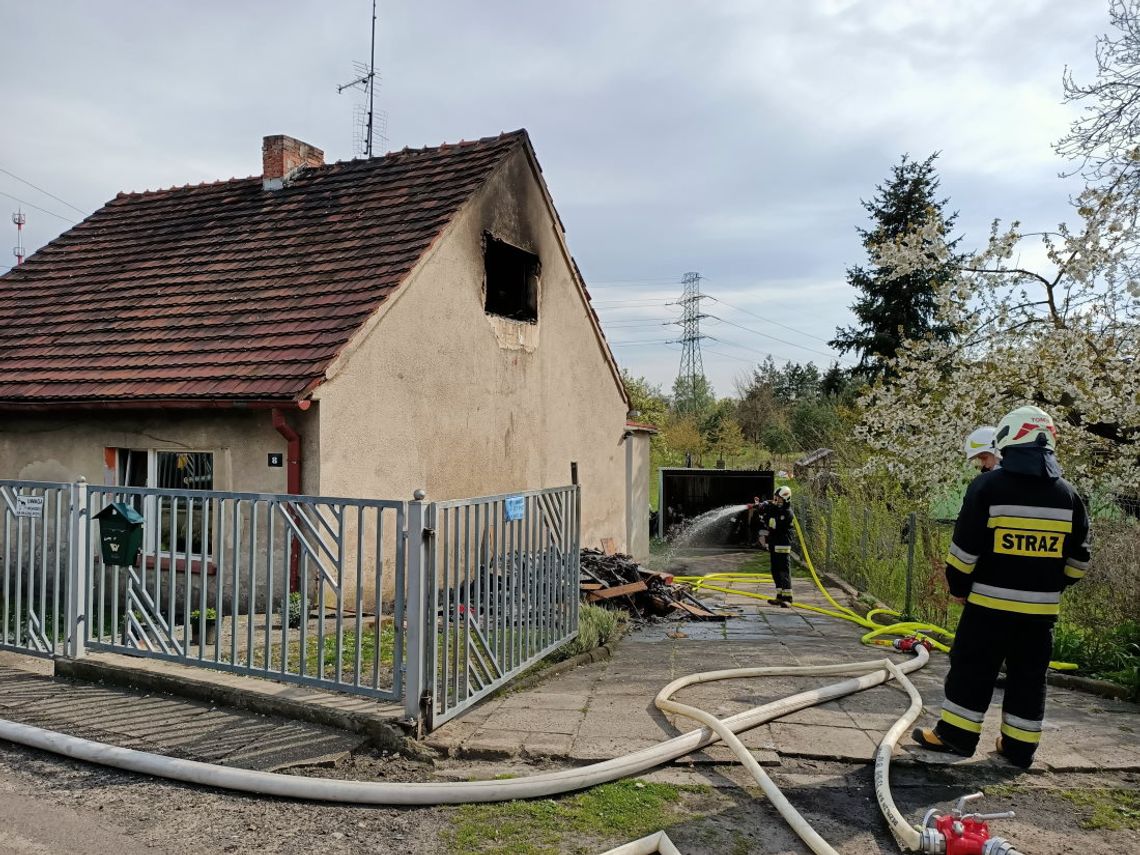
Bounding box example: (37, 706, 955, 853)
(702, 347, 758, 365)
(0, 168, 87, 215)
(706, 335, 803, 363)
(0, 190, 77, 224)
(706, 315, 853, 364)
(609, 339, 675, 347)
(592, 299, 673, 306)
(588, 276, 682, 285)
(707, 295, 834, 344)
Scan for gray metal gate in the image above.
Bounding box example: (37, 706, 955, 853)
(0, 478, 582, 731)
(0, 481, 77, 657)
(83, 485, 408, 702)
(418, 486, 581, 728)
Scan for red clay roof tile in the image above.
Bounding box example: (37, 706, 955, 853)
(0, 131, 528, 406)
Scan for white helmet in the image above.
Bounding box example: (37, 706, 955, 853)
(775, 486, 791, 500)
(963, 426, 998, 461)
(994, 405, 1057, 452)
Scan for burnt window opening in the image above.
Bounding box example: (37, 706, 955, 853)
(484, 233, 539, 323)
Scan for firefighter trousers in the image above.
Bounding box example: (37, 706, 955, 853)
(770, 548, 792, 598)
(934, 604, 1053, 765)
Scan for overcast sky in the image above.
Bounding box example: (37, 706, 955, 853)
(1, 1, 1111, 395)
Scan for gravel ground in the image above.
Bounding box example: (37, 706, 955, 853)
(1, 739, 1136, 854)
(0, 742, 449, 854)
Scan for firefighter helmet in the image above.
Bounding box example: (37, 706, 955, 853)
(994, 405, 1057, 452)
(776, 486, 792, 500)
(963, 426, 998, 461)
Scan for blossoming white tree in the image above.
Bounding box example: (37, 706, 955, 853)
(857, 196, 1139, 503)
(855, 2, 1140, 504)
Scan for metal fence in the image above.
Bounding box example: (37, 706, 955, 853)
(420, 486, 581, 728)
(796, 493, 955, 626)
(84, 485, 407, 702)
(0, 481, 76, 657)
(0, 478, 582, 731)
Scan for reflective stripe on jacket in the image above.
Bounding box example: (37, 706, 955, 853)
(945, 468, 1090, 620)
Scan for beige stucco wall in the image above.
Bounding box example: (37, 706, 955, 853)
(626, 431, 651, 562)
(0, 408, 319, 494)
(315, 146, 631, 560)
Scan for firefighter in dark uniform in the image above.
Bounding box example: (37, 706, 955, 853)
(912, 405, 1091, 768)
(766, 486, 795, 607)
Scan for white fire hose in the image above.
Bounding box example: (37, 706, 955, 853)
(0, 647, 953, 853)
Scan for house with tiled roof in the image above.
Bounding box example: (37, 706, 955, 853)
(0, 130, 652, 561)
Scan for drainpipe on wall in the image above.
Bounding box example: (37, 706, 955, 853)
(272, 408, 302, 590)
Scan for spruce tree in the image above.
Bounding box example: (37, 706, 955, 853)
(830, 154, 959, 379)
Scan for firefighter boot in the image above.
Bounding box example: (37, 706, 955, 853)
(911, 727, 973, 757)
(995, 736, 1034, 770)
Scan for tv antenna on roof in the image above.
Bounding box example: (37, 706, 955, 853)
(12, 210, 25, 266)
(337, 0, 388, 157)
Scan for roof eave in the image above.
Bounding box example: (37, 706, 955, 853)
(0, 398, 312, 412)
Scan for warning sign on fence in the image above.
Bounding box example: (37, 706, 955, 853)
(15, 495, 45, 519)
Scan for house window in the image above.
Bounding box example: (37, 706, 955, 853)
(484, 233, 539, 322)
(113, 449, 215, 557)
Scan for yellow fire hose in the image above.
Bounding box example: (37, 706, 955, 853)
(674, 516, 1077, 671)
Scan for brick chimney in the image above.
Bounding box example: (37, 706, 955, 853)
(262, 135, 324, 190)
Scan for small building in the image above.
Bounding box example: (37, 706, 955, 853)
(0, 130, 650, 565)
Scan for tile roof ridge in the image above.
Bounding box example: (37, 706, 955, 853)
(111, 131, 530, 199)
(114, 174, 260, 200)
(321, 129, 528, 169)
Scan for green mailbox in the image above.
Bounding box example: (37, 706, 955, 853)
(95, 502, 145, 567)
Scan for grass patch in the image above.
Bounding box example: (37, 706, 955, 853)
(983, 782, 1028, 799)
(731, 832, 753, 855)
(737, 552, 770, 574)
(1058, 788, 1140, 830)
(301, 623, 396, 677)
(225, 623, 399, 682)
(446, 780, 697, 855)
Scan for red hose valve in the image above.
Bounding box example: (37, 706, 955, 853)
(892, 636, 933, 653)
(934, 813, 992, 855)
(920, 793, 1018, 855)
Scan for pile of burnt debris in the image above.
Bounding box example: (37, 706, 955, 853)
(580, 548, 724, 622)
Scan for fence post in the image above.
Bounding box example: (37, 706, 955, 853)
(571, 465, 581, 635)
(66, 477, 89, 659)
(904, 511, 917, 620)
(403, 490, 430, 727)
(860, 507, 869, 565)
(824, 499, 834, 576)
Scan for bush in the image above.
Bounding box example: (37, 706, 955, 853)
(1053, 621, 1140, 698)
